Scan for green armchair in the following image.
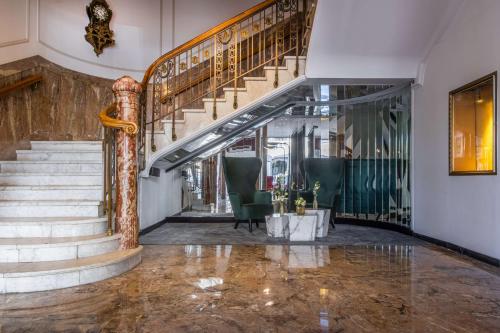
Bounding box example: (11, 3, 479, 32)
(299, 157, 344, 227)
(222, 157, 273, 232)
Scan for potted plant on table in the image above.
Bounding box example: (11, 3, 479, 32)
(295, 196, 306, 215)
(312, 180, 321, 209)
(273, 175, 288, 215)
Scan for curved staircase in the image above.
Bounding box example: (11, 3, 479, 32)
(0, 0, 316, 293)
(0, 141, 141, 293)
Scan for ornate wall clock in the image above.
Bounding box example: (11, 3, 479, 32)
(85, 0, 115, 56)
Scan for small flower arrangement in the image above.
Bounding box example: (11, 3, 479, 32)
(295, 196, 306, 215)
(273, 175, 288, 202)
(312, 180, 320, 209)
(273, 175, 288, 215)
(294, 196, 306, 207)
(313, 181, 321, 196)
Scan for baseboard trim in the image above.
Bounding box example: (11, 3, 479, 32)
(139, 218, 168, 236)
(412, 233, 500, 267)
(165, 215, 236, 223)
(139, 215, 235, 236)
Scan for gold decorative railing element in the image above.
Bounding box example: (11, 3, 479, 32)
(98, 103, 138, 134)
(138, 0, 316, 156)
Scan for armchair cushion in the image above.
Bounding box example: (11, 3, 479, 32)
(241, 203, 274, 220)
(301, 158, 344, 214)
(254, 191, 272, 205)
(298, 190, 314, 203)
(228, 192, 242, 219)
(222, 157, 273, 221)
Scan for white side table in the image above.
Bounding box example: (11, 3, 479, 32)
(306, 209, 331, 237)
(286, 213, 317, 241)
(265, 214, 290, 238)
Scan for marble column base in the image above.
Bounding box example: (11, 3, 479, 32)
(116, 216, 138, 250)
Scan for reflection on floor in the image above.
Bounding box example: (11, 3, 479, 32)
(140, 223, 423, 246)
(1, 244, 499, 332)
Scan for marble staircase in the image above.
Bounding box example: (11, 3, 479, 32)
(0, 141, 142, 293)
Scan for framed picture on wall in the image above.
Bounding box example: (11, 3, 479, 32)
(449, 72, 497, 175)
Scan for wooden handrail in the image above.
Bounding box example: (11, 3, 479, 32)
(141, 0, 276, 88)
(99, 103, 138, 134)
(0, 74, 43, 98)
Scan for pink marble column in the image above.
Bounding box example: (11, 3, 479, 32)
(112, 76, 142, 250)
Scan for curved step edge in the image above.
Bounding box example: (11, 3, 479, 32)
(0, 217, 108, 238)
(0, 234, 120, 263)
(0, 246, 142, 293)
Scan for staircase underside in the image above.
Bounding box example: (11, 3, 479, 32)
(146, 56, 308, 173)
(147, 79, 412, 173)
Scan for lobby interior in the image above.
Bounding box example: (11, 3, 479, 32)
(1, 0, 500, 332)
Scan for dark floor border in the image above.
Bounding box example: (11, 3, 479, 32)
(335, 217, 413, 235)
(413, 233, 500, 267)
(166, 215, 236, 223)
(139, 215, 236, 236)
(139, 218, 168, 236)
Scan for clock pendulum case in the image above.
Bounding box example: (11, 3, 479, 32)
(85, 0, 115, 56)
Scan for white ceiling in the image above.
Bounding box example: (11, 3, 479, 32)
(306, 0, 464, 79)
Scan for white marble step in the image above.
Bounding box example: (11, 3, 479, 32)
(0, 200, 102, 218)
(0, 185, 102, 201)
(0, 161, 103, 173)
(16, 150, 102, 161)
(222, 87, 247, 92)
(161, 119, 185, 125)
(201, 98, 226, 103)
(30, 141, 102, 151)
(0, 217, 107, 238)
(182, 108, 205, 113)
(0, 234, 120, 263)
(0, 246, 142, 293)
(0, 173, 102, 186)
(263, 65, 288, 71)
(243, 76, 267, 81)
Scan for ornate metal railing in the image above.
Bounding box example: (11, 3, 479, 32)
(138, 0, 316, 166)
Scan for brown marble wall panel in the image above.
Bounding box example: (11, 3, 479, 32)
(0, 56, 114, 160)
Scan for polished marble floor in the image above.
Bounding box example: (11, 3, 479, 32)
(1, 242, 500, 332)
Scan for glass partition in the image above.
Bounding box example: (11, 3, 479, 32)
(269, 84, 411, 227)
(177, 84, 412, 228)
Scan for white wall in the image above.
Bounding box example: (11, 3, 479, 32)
(413, 0, 500, 259)
(0, 0, 38, 67)
(139, 168, 182, 230)
(172, 0, 259, 48)
(306, 0, 461, 80)
(0, 0, 259, 80)
(38, 0, 161, 74)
